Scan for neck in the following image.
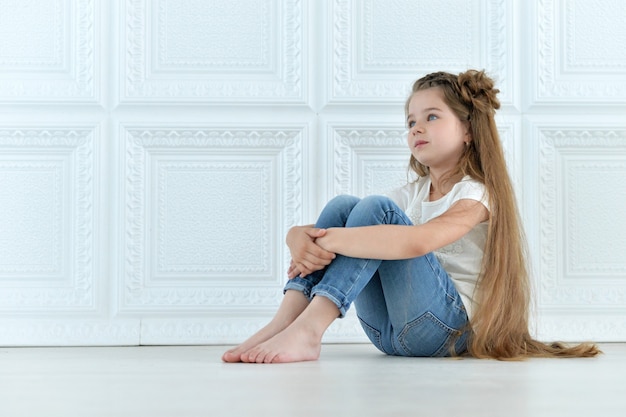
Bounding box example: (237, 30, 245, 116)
(429, 171, 463, 196)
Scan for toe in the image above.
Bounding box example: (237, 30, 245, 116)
(221, 350, 241, 363)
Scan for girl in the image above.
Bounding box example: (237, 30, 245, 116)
(222, 69, 600, 363)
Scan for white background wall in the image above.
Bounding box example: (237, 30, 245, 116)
(0, 0, 625, 346)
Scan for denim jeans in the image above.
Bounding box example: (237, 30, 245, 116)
(284, 195, 470, 357)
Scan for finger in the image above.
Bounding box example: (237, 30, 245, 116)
(287, 267, 301, 279)
(296, 262, 313, 277)
(306, 248, 336, 262)
(299, 259, 333, 276)
(304, 228, 327, 239)
(302, 256, 332, 269)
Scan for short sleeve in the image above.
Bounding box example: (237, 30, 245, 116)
(384, 183, 411, 211)
(449, 178, 490, 211)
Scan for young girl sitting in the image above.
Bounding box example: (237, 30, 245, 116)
(222, 69, 600, 363)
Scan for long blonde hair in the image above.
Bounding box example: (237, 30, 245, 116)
(406, 70, 600, 359)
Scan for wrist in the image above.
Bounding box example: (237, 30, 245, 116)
(316, 229, 335, 252)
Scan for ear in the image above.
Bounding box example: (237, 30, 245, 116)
(463, 121, 472, 143)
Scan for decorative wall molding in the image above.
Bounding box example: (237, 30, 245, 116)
(331, 125, 410, 197)
(121, 0, 305, 103)
(534, 0, 626, 104)
(0, 126, 97, 310)
(535, 314, 626, 342)
(0, 319, 140, 346)
(538, 126, 626, 308)
(119, 125, 304, 312)
(140, 313, 368, 345)
(0, 0, 97, 102)
(329, 0, 513, 105)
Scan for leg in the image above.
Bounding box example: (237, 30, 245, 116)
(311, 195, 469, 357)
(308, 195, 405, 317)
(222, 195, 360, 363)
(242, 296, 340, 363)
(353, 272, 396, 354)
(356, 255, 469, 357)
(241, 196, 408, 363)
(221, 290, 309, 362)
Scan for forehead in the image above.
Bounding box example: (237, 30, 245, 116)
(408, 87, 447, 111)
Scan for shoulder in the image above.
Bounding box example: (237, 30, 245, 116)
(385, 176, 429, 206)
(449, 176, 490, 210)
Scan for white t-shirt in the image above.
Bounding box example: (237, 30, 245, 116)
(385, 175, 489, 320)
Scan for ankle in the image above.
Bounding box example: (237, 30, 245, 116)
(292, 296, 340, 339)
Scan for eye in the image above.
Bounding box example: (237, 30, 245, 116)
(427, 114, 438, 121)
(407, 120, 415, 128)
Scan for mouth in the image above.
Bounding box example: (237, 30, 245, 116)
(414, 140, 428, 148)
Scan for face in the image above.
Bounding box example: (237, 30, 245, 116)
(406, 87, 470, 175)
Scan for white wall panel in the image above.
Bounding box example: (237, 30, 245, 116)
(0, 0, 98, 103)
(530, 0, 626, 105)
(0, 124, 138, 346)
(0, 126, 99, 310)
(0, 0, 624, 345)
(121, 0, 306, 103)
(117, 124, 305, 315)
(327, 0, 516, 107)
(527, 117, 626, 340)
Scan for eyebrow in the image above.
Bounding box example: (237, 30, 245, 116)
(422, 107, 443, 113)
(406, 107, 443, 120)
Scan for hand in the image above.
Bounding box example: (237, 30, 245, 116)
(287, 260, 302, 280)
(286, 226, 336, 278)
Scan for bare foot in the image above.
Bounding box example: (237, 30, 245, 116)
(222, 290, 311, 363)
(240, 296, 340, 364)
(221, 321, 290, 363)
(240, 321, 322, 364)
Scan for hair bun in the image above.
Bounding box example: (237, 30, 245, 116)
(458, 70, 501, 112)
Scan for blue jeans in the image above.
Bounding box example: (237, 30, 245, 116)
(284, 195, 470, 357)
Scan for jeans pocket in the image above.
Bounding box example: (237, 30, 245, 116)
(397, 311, 461, 357)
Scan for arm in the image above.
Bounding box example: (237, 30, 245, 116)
(286, 225, 336, 278)
(315, 199, 489, 260)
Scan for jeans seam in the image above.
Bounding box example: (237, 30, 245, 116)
(423, 254, 459, 303)
(339, 258, 374, 312)
(382, 209, 411, 226)
(357, 315, 388, 354)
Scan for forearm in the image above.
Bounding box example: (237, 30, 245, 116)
(316, 225, 427, 260)
(313, 199, 488, 261)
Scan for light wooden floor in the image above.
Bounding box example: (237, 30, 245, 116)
(1, 343, 624, 417)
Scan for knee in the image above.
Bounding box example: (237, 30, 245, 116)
(325, 194, 361, 211)
(346, 195, 397, 226)
(356, 195, 395, 212)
